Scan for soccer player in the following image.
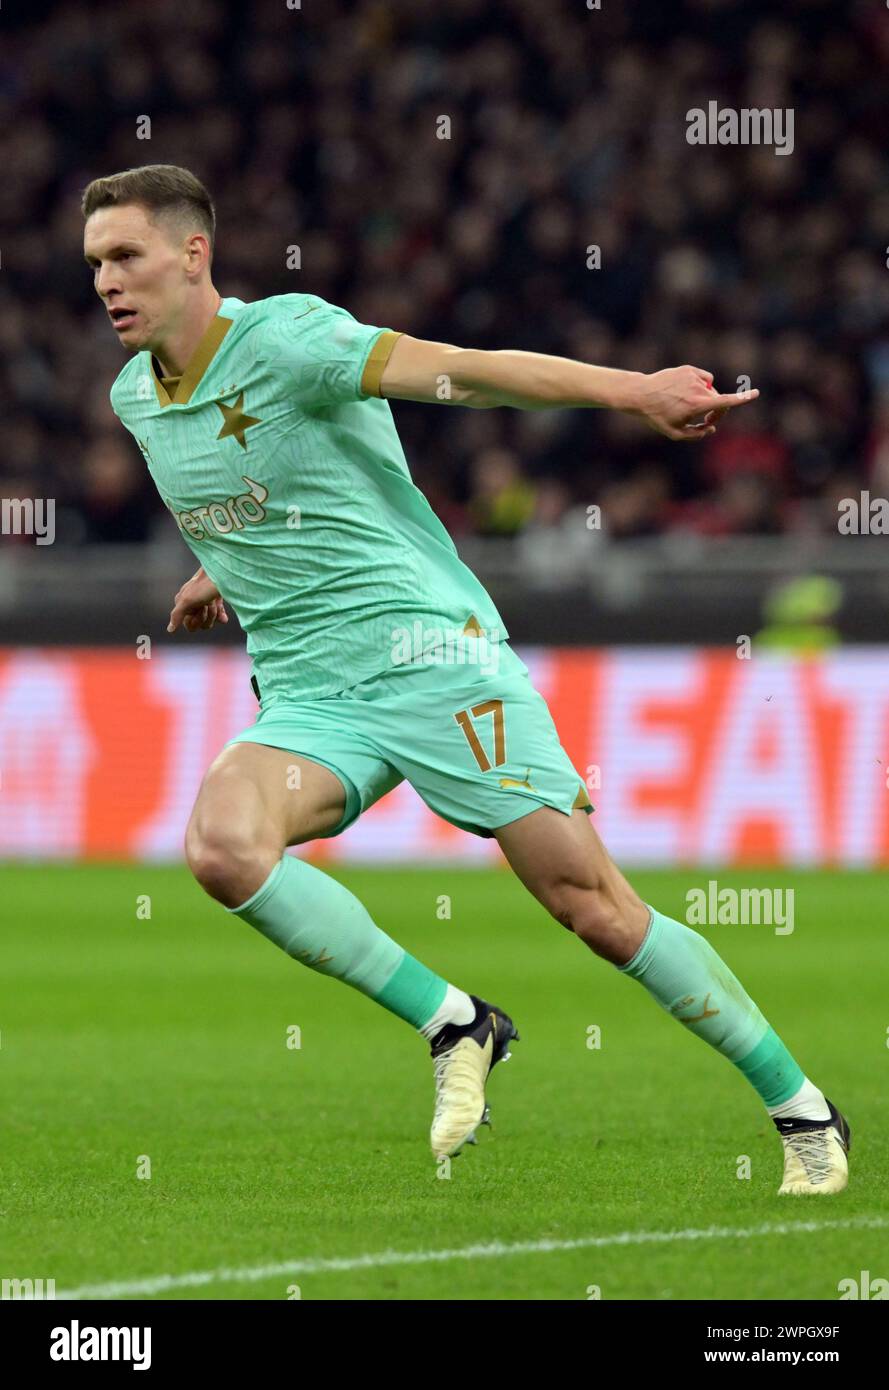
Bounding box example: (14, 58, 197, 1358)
(83, 164, 850, 1195)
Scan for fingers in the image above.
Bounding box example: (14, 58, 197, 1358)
(648, 369, 759, 440)
(684, 367, 758, 410)
(174, 606, 206, 634)
(707, 388, 760, 408)
(203, 599, 228, 630)
(168, 597, 228, 634)
(183, 606, 208, 633)
(680, 379, 758, 435)
(656, 413, 716, 441)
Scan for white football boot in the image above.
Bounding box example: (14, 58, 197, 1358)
(774, 1099, 851, 1195)
(428, 995, 519, 1159)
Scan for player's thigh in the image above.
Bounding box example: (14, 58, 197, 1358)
(186, 742, 347, 855)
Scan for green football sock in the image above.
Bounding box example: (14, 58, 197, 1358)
(227, 855, 448, 1029)
(618, 905, 805, 1107)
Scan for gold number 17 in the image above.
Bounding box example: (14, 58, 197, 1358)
(454, 699, 506, 771)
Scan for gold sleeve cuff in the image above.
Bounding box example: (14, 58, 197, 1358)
(360, 330, 403, 398)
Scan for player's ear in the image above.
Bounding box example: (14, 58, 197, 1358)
(183, 231, 211, 274)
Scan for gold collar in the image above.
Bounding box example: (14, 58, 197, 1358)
(151, 312, 234, 407)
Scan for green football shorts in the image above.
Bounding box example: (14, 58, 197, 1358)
(226, 640, 593, 839)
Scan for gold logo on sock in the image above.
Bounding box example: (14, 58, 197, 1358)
(673, 992, 719, 1024)
(296, 947, 334, 968)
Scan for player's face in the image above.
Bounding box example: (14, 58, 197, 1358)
(83, 204, 190, 352)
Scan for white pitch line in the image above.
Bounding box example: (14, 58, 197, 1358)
(55, 1214, 889, 1300)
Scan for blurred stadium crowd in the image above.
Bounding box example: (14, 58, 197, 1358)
(1, 0, 888, 551)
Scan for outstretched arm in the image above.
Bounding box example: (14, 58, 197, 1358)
(375, 335, 758, 442)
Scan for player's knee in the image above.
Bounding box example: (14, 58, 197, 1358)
(185, 822, 277, 908)
(546, 877, 644, 957)
(546, 877, 614, 934)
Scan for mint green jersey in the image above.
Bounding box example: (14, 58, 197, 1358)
(110, 294, 508, 701)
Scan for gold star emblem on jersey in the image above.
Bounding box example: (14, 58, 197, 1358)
(215, 392, 261, 450)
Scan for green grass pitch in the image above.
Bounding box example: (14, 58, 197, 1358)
(2, 864, 886, 1301)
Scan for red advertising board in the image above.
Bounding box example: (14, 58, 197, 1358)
(1, 646, 888, 865)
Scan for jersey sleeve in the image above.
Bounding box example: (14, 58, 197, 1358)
(261, 297, 402, 409)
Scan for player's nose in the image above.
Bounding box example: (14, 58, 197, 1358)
(95, 266, 121, 299)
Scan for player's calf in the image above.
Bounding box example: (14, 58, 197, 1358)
(184, 748, 487, 1090)
(498, 809, 850, 1192)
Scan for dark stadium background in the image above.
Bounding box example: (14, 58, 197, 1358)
(2, 0, 887, 648)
